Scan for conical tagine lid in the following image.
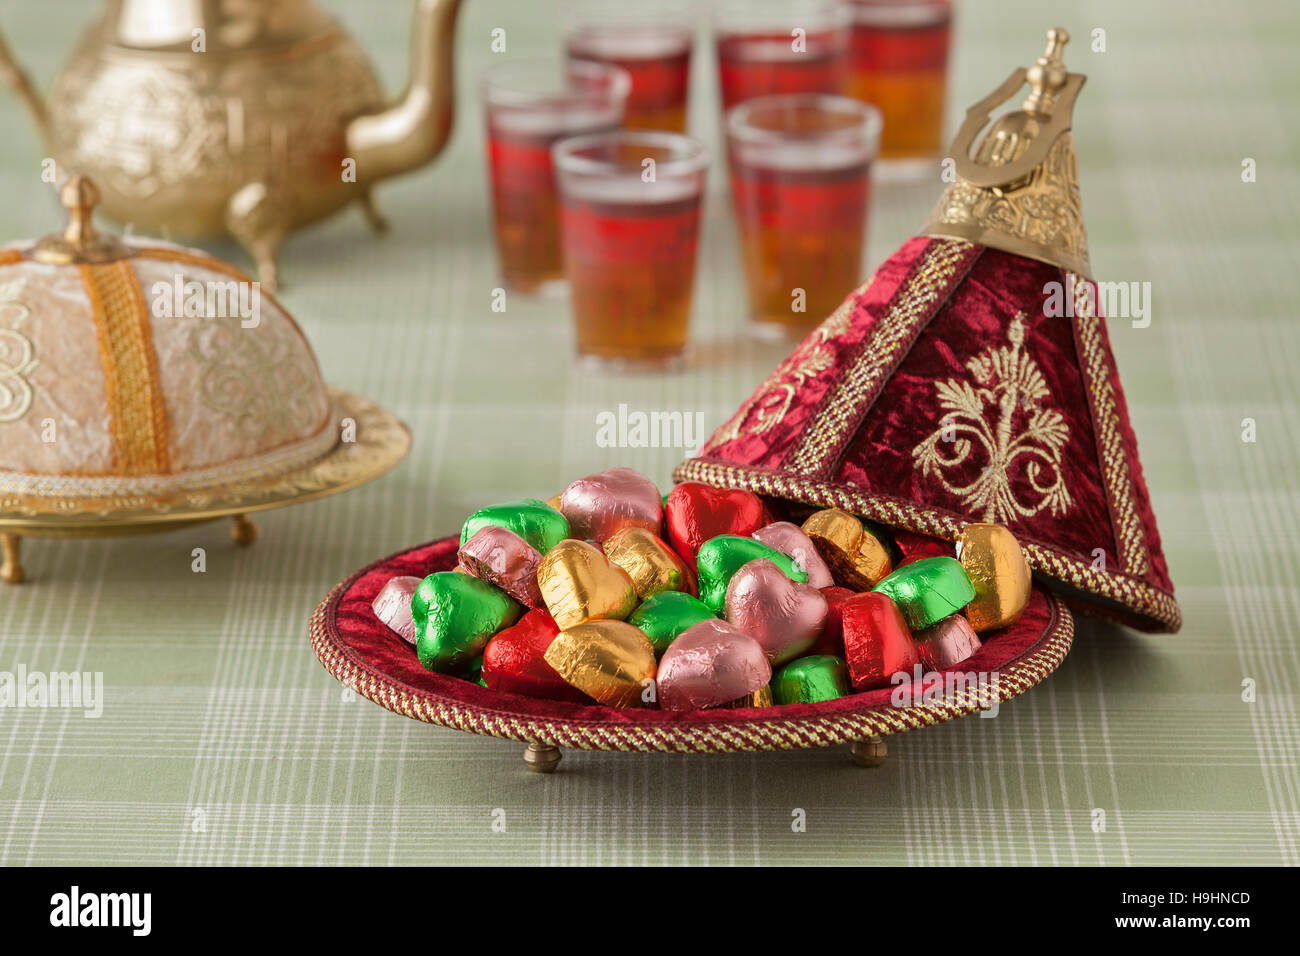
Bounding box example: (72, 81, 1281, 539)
(675, 29, 1180, 632)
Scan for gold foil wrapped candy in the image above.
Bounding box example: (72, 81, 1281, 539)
(603, 526, 692, 599)
(801, 509, 892, 590)
(543, 620, 658, 708)
(537, 539, 638, 630)
(955, 523, 1032, 631)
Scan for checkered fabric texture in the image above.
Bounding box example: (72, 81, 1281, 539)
(1, 0, 1296, 865)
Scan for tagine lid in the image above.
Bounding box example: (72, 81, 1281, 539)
(675, 30, 1180, 633)
(0, 176, 408, 519)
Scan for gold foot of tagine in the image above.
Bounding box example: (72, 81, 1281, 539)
(0, 0, 463, 290)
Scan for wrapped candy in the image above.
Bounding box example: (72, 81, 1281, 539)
(873, 556, 976, 630)
(657, 619, 772, 711)
(537, 539, 638, 630)
(696, 534, 808, 613)
(723, 558, 828, 664)
(560, 466, 662, 542)
(807, 586, 855, 657)
(664, 481, 766, 561)
(371, 575, 422, 643)
(460, 498, 571, 554)
(457, 526, 544, 609)
(915, 614, 983, 670)
(841, 591, 919, 691)
(955, 523, 1032, 631)
(801, 509, 892, 590)
(543, 620, 658, 708)
(751, 521, 834, 589)
(413, 571, 522, 672)
(723, 685, 774, 708)
(482, 609, 592, 703)
(772, 655, 850, 705)
(627, 591, 715, 656)
(603, 526, 693, 599)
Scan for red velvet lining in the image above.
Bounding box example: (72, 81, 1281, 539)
(328, 535, 1061, 727)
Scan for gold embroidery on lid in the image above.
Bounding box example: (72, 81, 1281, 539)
(0, 277, 38, 423)
(912, 312, 1072, 524)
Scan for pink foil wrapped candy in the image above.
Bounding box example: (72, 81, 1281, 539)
(657, 619, 772, 711)
(724, 558, 829, 665)
(752, 521, 834, 589)
(372, 575, 422, 644)
(457, 526, 545, 609)
(559, 466, 662, 543)
(915, 614, 983, 670)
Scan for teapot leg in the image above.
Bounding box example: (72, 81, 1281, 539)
(359, 189, 389, 233)
(225, 182, 286, 292)
(849, 735, 887, 768)
(1, 533, 24, 584)
(231, 514, 259, 547)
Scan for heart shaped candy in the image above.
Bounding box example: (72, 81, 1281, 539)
(696, 535, 808, 614)
(955, 523, 1031, 631)
(665, 482, 766, 562)
(872, 556, 975, 630)
(371, 575, 422, 644)
(413, 572, 522, 673)
(772, 654, 850, 704)
(915, 614, 983, 671)
(752, 521, 834, 589)
(603, 526, 693, 599)
(537, 539, 638, 630)
(657, 619, 772, 711)
(801, 508, 892, 590)
(461, 498, 571, 554)
(543, 620, 658, 708)
(482, 609, 592, 703)
(458, 526, 544, 609)
(840, 591, 918, 691)
(628, 591, 715, 656)
(807, 585, 855, 657)
(560, 466, 662, 542)
(723, 558, 828, 664)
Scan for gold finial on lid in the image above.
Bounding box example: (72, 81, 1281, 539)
(31, 174, 132, 265)
(922, 28, 1091, 276)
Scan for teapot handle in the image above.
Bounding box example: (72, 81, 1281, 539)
(0, 26, 49, 143)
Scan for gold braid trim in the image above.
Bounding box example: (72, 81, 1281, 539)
(672, 458, 1182, 633)
(783, 239, 979, 477)
(310, 580, 1074, 753)
(1070, 275, 1148, 577)
(80, 261, 170, 476)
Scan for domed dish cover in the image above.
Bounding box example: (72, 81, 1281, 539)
(674, 30, 1181, 633)
(0, 176, 335, 499)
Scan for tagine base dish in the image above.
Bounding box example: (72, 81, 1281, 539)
(0, 388, 410, 583)
(310, 536, 1075, 771)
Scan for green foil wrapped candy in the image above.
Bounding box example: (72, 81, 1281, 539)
(413, 572, 522, 672)
(628, 591, 716, 656)
(696, 535, 808, 613)
(772, 654, 850, 705)
(873, 557, 976, 630)
(460, 498, 570, 554)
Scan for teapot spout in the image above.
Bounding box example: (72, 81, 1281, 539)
(346, 0, 462, 184)
(0, 28, 50, 144)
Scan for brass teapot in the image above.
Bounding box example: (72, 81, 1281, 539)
(0, 0, 463, 289)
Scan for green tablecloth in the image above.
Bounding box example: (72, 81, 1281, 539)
(1, 0, 1297, 866)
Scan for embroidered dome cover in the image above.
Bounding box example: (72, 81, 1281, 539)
(675, 30, 1180, 633)
(0, 176, 333, 500)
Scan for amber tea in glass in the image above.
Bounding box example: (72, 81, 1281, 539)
(727, 94, 881, 336)
(483, 59, 629, 295)
(713, 0, 852, 110)
(554, 131, 709, 368)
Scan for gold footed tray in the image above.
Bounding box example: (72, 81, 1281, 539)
(0, 388, 410, 583)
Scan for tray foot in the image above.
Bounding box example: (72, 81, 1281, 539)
(523, 742, 562, 773)
(231, 514, 259, 547)
(849, 735, 887, 768)
(1, 533, 23, 584)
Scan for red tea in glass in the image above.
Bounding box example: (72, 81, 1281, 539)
(713, 0, 852, 109)
(727, 94, 881, 335)
(554, 132, 709, 368)
(483, 60, 629, 294)
(565, 3, 695, 133)
(849, 0, 951, 171)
